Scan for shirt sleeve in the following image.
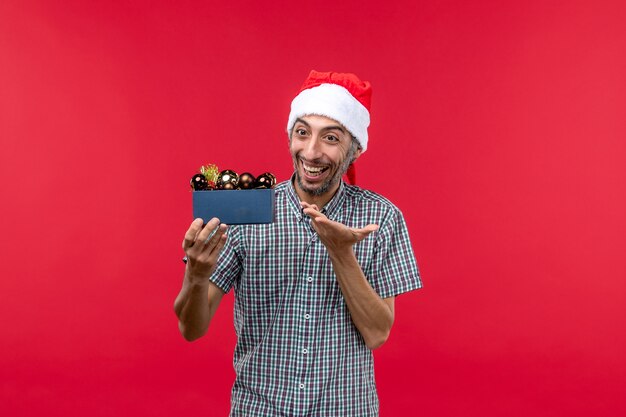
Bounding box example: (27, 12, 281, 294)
(367, 208, 422, 299)
(209, 225, 242, 293)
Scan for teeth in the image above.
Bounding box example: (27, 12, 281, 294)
(305, 166, 323, 173)
(303, 162, 326, 175)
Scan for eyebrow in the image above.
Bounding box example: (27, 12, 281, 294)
(294, 118, 348, 134)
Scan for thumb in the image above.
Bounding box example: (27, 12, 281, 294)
(352, 224, 379, 241)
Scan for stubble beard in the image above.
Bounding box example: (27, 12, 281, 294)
(294, 143, 357, 197)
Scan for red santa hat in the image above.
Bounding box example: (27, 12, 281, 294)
(287, 70, 372, 153)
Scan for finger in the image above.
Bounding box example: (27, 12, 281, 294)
(299, 201, 321, 211)
(206, 230, 229, 262)
(352, 224, 379, 241)
(195, 218, 221, 244)
(362, 224, 379, 233)
(202, 223, 228, 251)
(202, 224, 220, 245)
(302, 207, 326, 220)
(182, 218, 205, 251)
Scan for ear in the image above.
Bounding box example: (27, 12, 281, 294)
(349, 144, 362, 165)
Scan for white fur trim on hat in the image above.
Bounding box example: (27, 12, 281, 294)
(287, 83, 370, 152)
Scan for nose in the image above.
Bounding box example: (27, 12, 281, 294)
(301, 135, 323, 161)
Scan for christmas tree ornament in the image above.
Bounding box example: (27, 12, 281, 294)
(190, 164, 276, 191)
(254, 172, 276, 189)
(190, 173, 209, 190)
(200, 163, 219, 189)
(216, 169, 239, 190)
(238, 172, 256, 189)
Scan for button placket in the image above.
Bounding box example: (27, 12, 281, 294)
(295, 242, 316, 403)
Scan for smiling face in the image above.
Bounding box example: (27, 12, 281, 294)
(289, 115, 361, 205)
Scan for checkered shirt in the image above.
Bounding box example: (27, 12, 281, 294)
(210, 178, 422, 417)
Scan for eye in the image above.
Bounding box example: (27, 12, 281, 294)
(324, 134, 340, 143)
(295, 128, 308, 137)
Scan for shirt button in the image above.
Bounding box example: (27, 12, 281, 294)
(299, 383, 305, 389)
(304, 314, 311, 320)
(302, 348, 309, 354)
(306, 276, 313, 283)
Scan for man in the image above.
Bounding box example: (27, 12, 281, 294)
(175, 70, 422, 416)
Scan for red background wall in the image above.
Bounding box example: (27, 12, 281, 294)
(1, 1, 625, 416)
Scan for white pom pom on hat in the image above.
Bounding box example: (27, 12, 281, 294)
(287, 70, 372, 153)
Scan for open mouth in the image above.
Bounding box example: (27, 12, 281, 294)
(302, 161, 329, 178)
